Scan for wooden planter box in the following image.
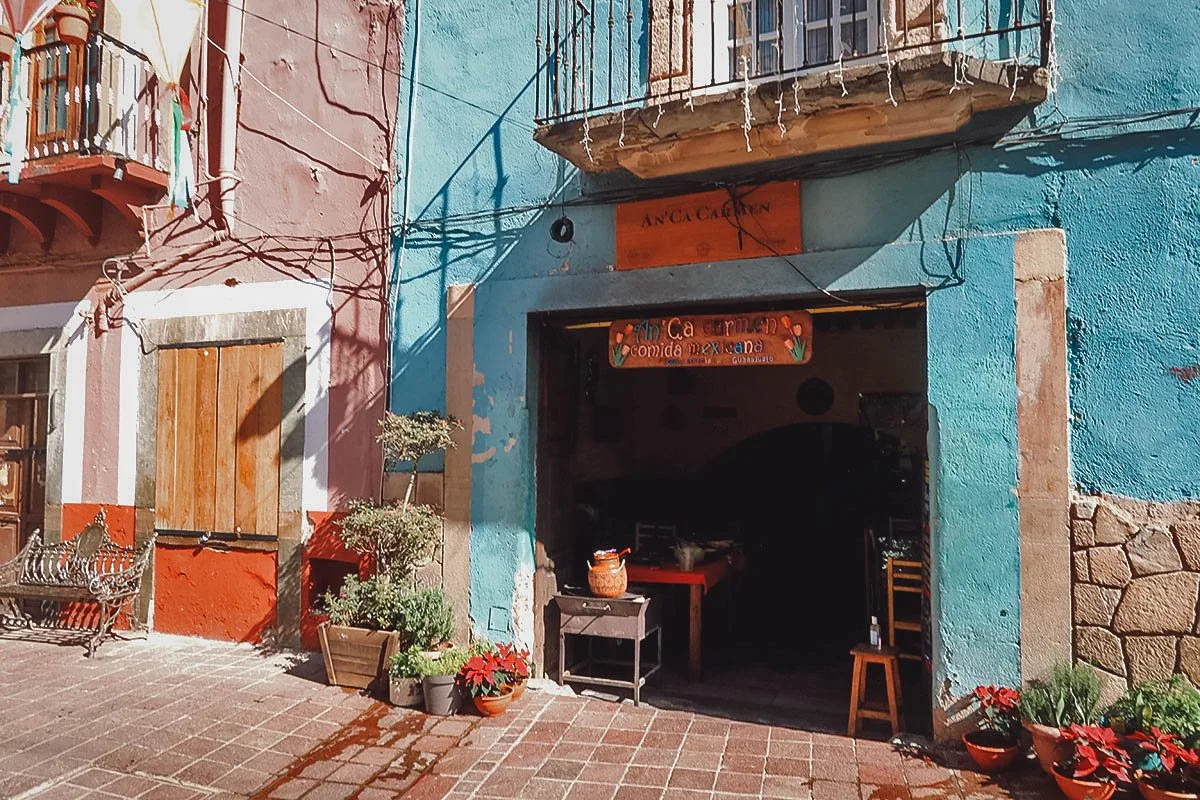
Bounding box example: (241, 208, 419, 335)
(317, 621, 399, 694)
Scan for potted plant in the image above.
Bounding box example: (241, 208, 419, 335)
(963, 685, 1022, 772)
(317, 412, 460, 694)
(460, 649, 516, 717)
(496, 642, 531, 700)
(387, 646, 425, 708)
(1054, 724, 1134, 800)
(54, 0, 92, 44)
(1106, 676, 1200, 750)
(396, 586, 454, 654)
(318, 573, 405, 694)
(418, 646, 468, 716)
(1131, 727, 1200, 800)
(1022, 663, 1104, 775)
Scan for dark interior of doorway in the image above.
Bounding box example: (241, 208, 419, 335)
(536, 302, 932, 736)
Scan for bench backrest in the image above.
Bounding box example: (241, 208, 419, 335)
(19, 511, 147, 590)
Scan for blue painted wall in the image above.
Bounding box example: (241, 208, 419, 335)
(392, 0, 1200, 697)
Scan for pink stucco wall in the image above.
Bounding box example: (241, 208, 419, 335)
(0, 1, 401, 644)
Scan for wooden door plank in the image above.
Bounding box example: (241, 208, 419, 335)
(155, 348, 178, 529)
(255, 342, 284, 537)
(214, 346, 240, 534)
(192, 346, 219, 532)
(174, 348, 198, 532)
(234, 345, 262, 535)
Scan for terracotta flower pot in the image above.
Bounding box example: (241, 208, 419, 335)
(1053, 770, 1118, 800)
(511, 678, 527, 700)
(1137, 778, 1200, 800)
(962, 732, 1020, 772)
(55, 4, 90, 45)
(0, 25, 15, 64)
(1026, 721, 1072, 776)
(473, 690, 514, 717)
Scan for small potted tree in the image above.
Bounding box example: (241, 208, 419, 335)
(1132, 727, 1200, 800)
(1022, 663, 1103, 775)
(963, 685, 1022, 772)
(1054, 724, 1134, 800)
(318, 412, 459, 695)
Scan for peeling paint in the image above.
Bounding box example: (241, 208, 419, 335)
(504, 435, 517, 453)
(1170, 365, 1200, 383)
(471, 446, 496, 464)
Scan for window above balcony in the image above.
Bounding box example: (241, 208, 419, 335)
(534, 0, 1051, 177)
(0, 27, 168, 251)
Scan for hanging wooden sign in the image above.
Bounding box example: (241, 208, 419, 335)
(615, 181, 802, 271)
(608, 310, 813, 369)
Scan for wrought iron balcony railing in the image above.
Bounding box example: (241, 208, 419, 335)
(0, 31, 163, 173)
(534, 0, 1051, 126)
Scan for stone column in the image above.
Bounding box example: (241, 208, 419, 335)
(1015, 228, 1073, 680)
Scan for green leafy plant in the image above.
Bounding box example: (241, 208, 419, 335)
(1020, 662, 1102, 728)
(323, 573, 407, 630)
(395, 587, 454, 650)
(388, 646, 425, 679)
(1105, 675, 1200, 749)
(336, 412, 460, 581)
(413, 646, 468, 678)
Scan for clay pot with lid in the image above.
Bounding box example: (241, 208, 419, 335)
(587, 548, 629, 598)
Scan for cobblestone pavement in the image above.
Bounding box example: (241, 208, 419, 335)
(0, 633, 1059, 800)
(0, 633, 472, 800)
(417, 692, 1060, 800)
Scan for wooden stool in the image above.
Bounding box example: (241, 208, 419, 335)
(848, 644, 903, 737)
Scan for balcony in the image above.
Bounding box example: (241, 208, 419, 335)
(0, 32, 168, 250)
(534, 0, 1051, 177)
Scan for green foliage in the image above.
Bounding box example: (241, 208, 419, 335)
(388, 646, 425, 679)
(411, 646, 468, 678)
(378, 411, 460, 465)
(323, 574, 407, 630)
(1020, 662, 1103, 728)
(1104, 675, 1200, 749)
(338, 500, 441, 580)
(395, 587, 454, 650)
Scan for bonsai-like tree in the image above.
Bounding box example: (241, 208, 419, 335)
(337, 411, 462, 580)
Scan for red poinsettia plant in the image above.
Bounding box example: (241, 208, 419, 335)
(496, 643, 531, 683)
(1059, 723, 1134, 785)
(459, 651, 513, 698)
(1132, 727, 1200, 792)
(972, 685, 1021, 740)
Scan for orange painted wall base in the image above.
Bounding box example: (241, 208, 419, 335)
(301, 511, 364, 650)
(154, 545, 277, 643)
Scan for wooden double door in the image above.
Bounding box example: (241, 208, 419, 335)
(0, 358, 50, 564)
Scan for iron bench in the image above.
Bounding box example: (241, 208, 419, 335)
(0, 509, 155, 656)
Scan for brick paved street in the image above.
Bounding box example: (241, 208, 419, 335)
(0, 634, 1058, 800)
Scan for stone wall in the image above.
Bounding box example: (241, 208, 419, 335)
(1071, 495, 1200, 703)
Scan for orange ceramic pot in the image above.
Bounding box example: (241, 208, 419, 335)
(55, 4, 90, 45)
(511, 678, 527, 700)
(1137, 778, 1199, 800)
(473, 690, 514, 717)
(1026, 722, 1072, 776)
(1053, 770, 1118, 800)
(587, 549, 629, 598)
(962, 732, 1020, 772)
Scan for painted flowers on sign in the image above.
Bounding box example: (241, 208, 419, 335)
(607, 310, 813, 369)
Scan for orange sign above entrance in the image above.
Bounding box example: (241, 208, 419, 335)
(615, 181, 802, 271)
(608, 310, 814, 369)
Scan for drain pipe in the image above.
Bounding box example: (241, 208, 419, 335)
(216, 0, 245, 233)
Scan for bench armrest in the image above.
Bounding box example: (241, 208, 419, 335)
(0, 530, 43, 588)
(91, 534, 156, 601)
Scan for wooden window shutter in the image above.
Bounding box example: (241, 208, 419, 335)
(155, 342, 284, 538)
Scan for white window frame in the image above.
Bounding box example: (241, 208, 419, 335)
(692, 0, 880, 87)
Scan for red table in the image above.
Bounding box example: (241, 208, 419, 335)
(626, 558, 732, 680)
